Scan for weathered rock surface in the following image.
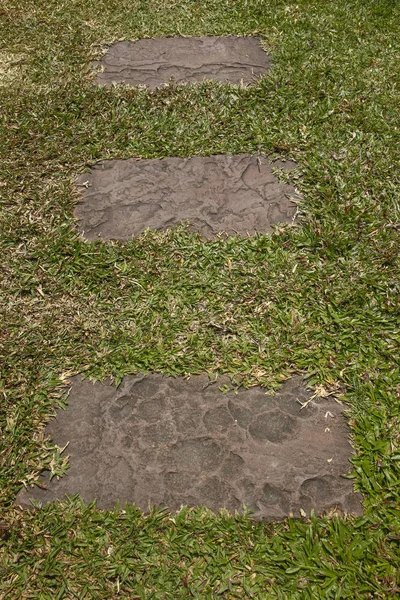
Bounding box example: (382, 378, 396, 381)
(74, 154, 299, 240)
(95, 36, 270, 89)
(17, 375, 362, 518)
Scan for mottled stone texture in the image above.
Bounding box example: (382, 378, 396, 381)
(74, 154, 299, 241)
(17, 375, 362, 518)
(95, 36, 270, 89)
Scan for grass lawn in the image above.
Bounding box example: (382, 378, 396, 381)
(1, 0, 400, 596)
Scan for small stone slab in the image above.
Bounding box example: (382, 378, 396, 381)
(74, 154, 299, 240)
(17, 375, 362, 519)
(95, 36, 270, 89)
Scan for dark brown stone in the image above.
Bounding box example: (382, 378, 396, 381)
(95, 36, 270, 90)
(74, 154, 300, 241)
(248, 409, 298, 443)
(16, 374, 362, 519)
(261, 484, 289, 512)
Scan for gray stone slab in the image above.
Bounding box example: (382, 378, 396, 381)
(95, 36, 270, 89)
(17, 375, 362, 519)
(74, 154, 299, 241)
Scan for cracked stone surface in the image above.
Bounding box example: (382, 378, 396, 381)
(17, 375, 362, 518)
(74, 154, 300, 241)
(95, 36, 270, 89)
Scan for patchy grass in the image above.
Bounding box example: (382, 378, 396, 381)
(0, 0, 400, 597)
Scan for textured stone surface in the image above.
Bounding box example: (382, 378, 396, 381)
(17, 375, 362, 518)
(74, 154, 299, 241)
(95, 36, 270, 89)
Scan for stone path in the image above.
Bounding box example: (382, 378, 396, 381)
(75, 154, 299, 241)
(17, 375, 362, 518)
(19, 37, 362, 518)
(95, 36, 270, 89)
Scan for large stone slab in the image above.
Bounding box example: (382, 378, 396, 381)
(95, 36, 270, 89)
(74, 154, 299, 240)
(17, 375, 362, 519)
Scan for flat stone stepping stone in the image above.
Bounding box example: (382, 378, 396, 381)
(75, 154, 299, 240)
(17, 375, 362, 519)
(95, 36, 270, 89)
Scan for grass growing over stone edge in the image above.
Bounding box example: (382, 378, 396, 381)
(0, 0, 400, 597)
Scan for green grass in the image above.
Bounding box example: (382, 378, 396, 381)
(1, 0, 400, 596)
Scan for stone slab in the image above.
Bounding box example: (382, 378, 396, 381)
(17, 375, 362, 519)
(95, 36, 270, 89)
(74, 154, 299, 240)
